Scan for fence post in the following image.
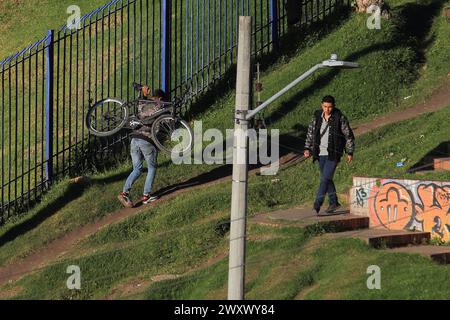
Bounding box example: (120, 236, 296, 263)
(161, 0, 172, 97)
(270, 0, 279, 50)
(45, 30, 54, 186)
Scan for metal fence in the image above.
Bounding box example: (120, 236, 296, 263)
(0, 0, 347, 224)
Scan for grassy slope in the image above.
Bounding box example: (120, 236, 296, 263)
(0, 0, 111, 61)
(0, 0, 449, 299)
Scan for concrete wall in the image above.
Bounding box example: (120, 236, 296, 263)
(351, 177, 450, 242)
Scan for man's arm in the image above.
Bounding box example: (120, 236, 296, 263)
(340, 114, 355, 156)
(304, 116, 316, 157)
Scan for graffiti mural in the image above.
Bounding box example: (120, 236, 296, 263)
(351, 177, 450, 242)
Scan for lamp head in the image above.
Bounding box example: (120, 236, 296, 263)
(322, 54, 359, 69)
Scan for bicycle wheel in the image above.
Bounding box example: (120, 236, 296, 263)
(151, 115, 193, 155)
(86, 98, 128, 137)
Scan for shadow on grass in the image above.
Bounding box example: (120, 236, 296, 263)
(264, 0, 445, 127)
(0, 182, 87, 248)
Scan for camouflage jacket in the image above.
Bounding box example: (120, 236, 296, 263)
(130, 101, 162, 144)
(304, 108, 355, 163)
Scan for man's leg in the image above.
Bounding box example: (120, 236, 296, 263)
(327, 178, 339, 205)
(324, 159, 338, 205)
(139, 141, 158, 196)
(314, 156, 328, 208)
(123, 139, 144, 193)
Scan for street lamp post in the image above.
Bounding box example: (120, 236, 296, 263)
(228, 27, 360, 300)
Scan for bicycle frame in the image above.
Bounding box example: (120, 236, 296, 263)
(122, 98, 181, 130)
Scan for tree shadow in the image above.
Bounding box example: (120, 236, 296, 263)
(263, 0, 444, 126)
(0, 182, 88, 248)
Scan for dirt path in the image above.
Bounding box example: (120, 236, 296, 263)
(0, 83, 449, 288)
(104, 250, 228, 300)
(353, 84, 450, 136)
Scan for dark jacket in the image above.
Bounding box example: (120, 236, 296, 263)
(304, 107, 355, 163)
(129, 100, 162, 145)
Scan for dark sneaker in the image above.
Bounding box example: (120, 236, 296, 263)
(325, 203, 341, 214)
(313, 203, 321, 214)
(142, 194, 159, 204)
(118, 192, 134, 208)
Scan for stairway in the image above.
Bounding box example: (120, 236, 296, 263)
(250, 206, 450, 264)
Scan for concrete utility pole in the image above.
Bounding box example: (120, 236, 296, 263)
(227, 18, 359, 300)
(228, 16, 252, 301)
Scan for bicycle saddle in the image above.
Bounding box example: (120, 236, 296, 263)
(132, 82, 144, 92)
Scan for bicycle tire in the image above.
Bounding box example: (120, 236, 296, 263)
(151, 115, 193, 155)
(86, 98, 128, 137)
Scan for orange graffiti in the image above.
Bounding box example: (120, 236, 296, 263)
(370, 182, 416, 230)
(367, 180, 450, 242)
(415, 184, 450, 242)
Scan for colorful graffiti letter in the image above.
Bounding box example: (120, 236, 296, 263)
(415, 184, 450, 242)
(371, 182, 415, 230)
(360, 178, 450, 242)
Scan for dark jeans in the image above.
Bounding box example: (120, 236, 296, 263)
(314, 155, 339, 207)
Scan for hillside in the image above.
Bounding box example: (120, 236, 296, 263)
(0, 0, 449, 299)
(0, 0, 111, 61)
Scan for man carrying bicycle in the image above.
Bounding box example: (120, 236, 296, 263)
(118, 86, 166, 208)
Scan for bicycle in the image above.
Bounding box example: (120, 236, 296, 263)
(85, 83, 194, 156)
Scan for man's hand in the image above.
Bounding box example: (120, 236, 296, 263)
(142, 85, 151, 98)
(347, 154, 353, 164)
(304, 150, 311, 158)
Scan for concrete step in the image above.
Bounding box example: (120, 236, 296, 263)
(250, 206, 369, 233)
(434, 157, 450, 171)
(337, 229, 431, 249)
(390, 245, 450, 264)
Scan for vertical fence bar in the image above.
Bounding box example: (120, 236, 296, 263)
(14, 57, 18, 212)
(185, 0, 189, 83)
(27, 49, 31, 209)
(34, 49, 38, 205)
(196, 0, 199, 93)
(45, 30, 54, 186)
(212, 0, 216, 81)
(8, 65, 11, 218)
(41, 45, 45, 196)
(146, 0, 149, 86)
(133, 1, 137, 84)
(21, 55, 25, 209)
(1, 66, 4, 222)
(62, 29, 67, 175)
(139, 0, 143, 85)
(270, 0, 279, 50)
(218, 0, 221, 77)
(223, 0, 227, 71)
(68, 30, 73, 175)
(75, 29, 79, 174)
(127, 4, 130, 101)
(161, 0, 172, 96)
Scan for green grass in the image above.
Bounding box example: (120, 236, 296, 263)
(0, 0, 112, 61)
(2, 103, 450, 300)
(0, 0, 450, 299)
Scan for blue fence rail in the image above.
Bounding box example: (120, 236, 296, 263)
(0, 0, 348, 224)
